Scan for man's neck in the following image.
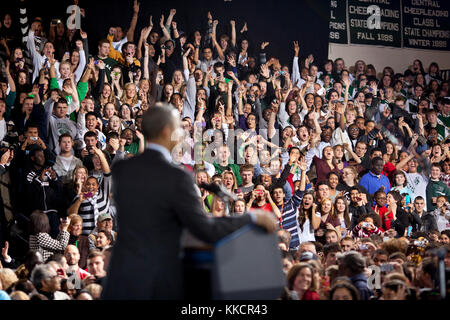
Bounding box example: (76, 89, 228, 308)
(219, 160, 229, 167)
(60, 151, 71, 158)
(98, 54, 107, 59)
(242, 182, 253, 188)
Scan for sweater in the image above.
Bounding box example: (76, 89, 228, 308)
(426, 180, 450, 212)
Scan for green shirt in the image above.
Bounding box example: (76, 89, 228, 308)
(94, 56, 118, 82)
(125, 141, 139, 155)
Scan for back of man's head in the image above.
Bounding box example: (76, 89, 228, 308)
(142, 104, 179, 141)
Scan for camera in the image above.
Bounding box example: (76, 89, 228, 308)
(161, 45, 166, 49)
(417, 134, 427, 146)
(361, 222, 370, 228)
(380, 263, 394, 272)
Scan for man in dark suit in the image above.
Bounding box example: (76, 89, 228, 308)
(102, 105, 276, 300)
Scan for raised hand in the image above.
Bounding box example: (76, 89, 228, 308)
(241, 22, 248, 33)
(230, 20, 235, 27)
(133, 0, 140, 14)
(80, 30, 87, 39)
(261, 42, 270, 50)
(171, 21, 177, 30)
(227, 55, 236, 67)
(207, 11, 213, 21)
(260, 64, 270, 78)
(160, 15, 165, 28)
(170, 8, 177, 16)
(75, 39, 83, 51)
(293, 41, 300, 57)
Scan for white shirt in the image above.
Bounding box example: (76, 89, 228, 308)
(147, 142, 172, 163)
(297, 212, 321, 244)
(403, 170, 428, 210)
(0, 119, 6, 141)
(59, 155, 73, 172)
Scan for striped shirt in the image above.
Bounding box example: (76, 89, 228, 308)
(75, 173, 112, 235)
(277, 189, 304, 250)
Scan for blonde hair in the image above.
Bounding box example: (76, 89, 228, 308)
(222, 170, 238, 191)
(0, 268, 19, 291)
(121, 82, 138, 106)
(100, 83, 117, 106)
(9, 291, 30, 300)
(68, 214, 83, 233)
(210, 195, 226, 217)
(84, 283, 103, 299)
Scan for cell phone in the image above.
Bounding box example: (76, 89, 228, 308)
(30, 137, 38, 141)
(94, 60, 99, 65)
(380, 263, 394, 273)
(362, 222, 370, 228)
(359, 244, 368, 250)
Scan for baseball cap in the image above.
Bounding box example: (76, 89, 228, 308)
(98, 213, 112, 222)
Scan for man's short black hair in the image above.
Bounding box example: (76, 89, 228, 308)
(106, 131, 119, 142)
(370, 148, 383, 157)
(371, 156, 383, 165)
(24, 122, 39, 132)
(58, 133, 73, 144)
(85, 112, 97, 121)
(84, 131, 97, 140)
(323, 243, 341, 257)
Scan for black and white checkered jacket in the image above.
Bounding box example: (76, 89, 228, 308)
(29, 230, 70, 261)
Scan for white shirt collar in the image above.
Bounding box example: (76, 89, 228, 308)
(146, 142, 172, 163)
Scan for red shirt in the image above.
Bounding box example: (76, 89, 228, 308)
(252, 202, 273, 212)
(302, 290, 321, 300)
(373, 205, 393, 231)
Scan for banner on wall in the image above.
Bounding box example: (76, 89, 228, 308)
(329, 0, 348, 44)
(329, 0, 450, 51)
(402, 0, 450, 50)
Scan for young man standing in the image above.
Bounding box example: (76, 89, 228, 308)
(52, 134, 82, 185)
(360, 157, 391, 196)
(410, 196, 437, 233)
(239, 164, 255, 195)
(426, 163, 450, 212)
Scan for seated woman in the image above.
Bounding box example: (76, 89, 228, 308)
(67, 214, 90, 270)
(334, 196, 352, 238)
(29, 210, 71, 262)
(312, 146, 340, 183)
(352, 213, 382, 238)
(387, 191, 416, 237)
(286, 263, 321, 300)
(391, 171, 413, 207)
(95, 230, 114, 252)
(315, 198, 341, 244)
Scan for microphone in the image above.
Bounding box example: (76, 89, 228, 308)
(199, 182, 238, 201)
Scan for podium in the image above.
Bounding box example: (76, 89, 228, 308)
(211, 225, 285, 300)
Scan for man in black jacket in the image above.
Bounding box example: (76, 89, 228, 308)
(410, 196, 437, 233)
(102, 104, 276, 300)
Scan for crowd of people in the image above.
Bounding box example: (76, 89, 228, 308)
(0, 0, 449, 301)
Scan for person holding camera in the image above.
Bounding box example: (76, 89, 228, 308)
(29, 210, 70, 262)
(352, 213, 382, 238)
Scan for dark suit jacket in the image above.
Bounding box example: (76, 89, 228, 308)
(102, 149, 252, 300)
